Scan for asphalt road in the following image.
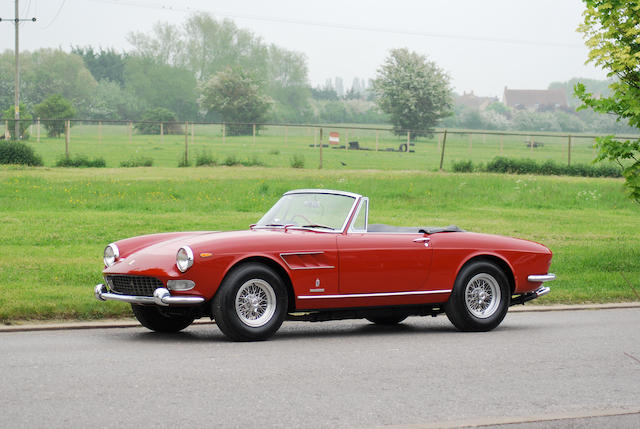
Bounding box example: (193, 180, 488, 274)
(1, 308, 639, 429)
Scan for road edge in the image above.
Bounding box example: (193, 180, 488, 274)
(1, 302, 638, 333)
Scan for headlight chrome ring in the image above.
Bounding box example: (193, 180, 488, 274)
(176, 246, 194, 273)
(104, 243, 119, 267)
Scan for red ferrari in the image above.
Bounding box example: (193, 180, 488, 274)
(95, 189, 555, 341)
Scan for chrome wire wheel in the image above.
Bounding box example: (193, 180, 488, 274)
(234, 279, 277, 328)
(464, 273, 501, 319)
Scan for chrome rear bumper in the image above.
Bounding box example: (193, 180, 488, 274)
(94, 284, 205, 306)
(528, 273, 556, 283)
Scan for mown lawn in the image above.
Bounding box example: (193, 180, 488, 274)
(0, 166, 638, 322)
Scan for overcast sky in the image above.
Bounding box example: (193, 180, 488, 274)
(0, 0, 606, 97)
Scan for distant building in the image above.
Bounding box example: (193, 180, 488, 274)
(503, 87, 567, 110)
(455, 91, 499, 110)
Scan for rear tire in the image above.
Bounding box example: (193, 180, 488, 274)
(212, 263, 288, 341)
(445, 260, 510, 332)
(131, 304, 195, 332)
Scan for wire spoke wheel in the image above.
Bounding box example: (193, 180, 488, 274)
(464, 273, 501, 319)
(234, 279, 277, 328)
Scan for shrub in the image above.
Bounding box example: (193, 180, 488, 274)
(177, 156, 191, 167)
(223, 155, 239, 166)
(56, 154, 106, 168)
(451, 160, 473, 173)
(241, 156, 264, 167)
(2, 104, 32, 140)
(120, 156, 153, 167)
(0, 141, 43, 166)
(289, 154, 305, 169)
(481, 157, 622, 178)
(195, 151, 217, 167)
(269, 149, 280, 155)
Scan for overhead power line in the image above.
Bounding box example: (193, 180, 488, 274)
(87, 0, 582, 48)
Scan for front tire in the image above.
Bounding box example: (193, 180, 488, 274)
(445, 261, 510, 332)
(366, 311, 409, 325)
(131, 304, 196, 332)
(212, 263, 288, 341)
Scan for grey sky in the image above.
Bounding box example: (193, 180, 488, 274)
(0, 0, 606, 97)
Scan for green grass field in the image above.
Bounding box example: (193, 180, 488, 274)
(13, 123, 613, 171)
(1, 165, 638, 322)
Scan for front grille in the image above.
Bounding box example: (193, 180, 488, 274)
(106, 275, 163, 297)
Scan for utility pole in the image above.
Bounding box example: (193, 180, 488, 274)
(1, 1, 36, 140)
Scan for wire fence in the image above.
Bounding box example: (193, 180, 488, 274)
(2, 118, 637, 170)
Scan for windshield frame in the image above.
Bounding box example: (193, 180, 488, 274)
(254, 189, 362, 234)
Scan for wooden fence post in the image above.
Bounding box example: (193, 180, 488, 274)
(346, 129, 349, 151)
(129, 121, 133, 144)
(36, 117, 40, 143)
(252, 123, 256, 147)
(407, 131, 411, 151)
(98, 121, 102, 145)
(4, 120, 9, 140)
(284, 125, 288, 147)
(191, 122, 194, 146)
(65, 120, 70, 159)
(318, 128, 323, 169)
(439, 130, 447, 171)
(184, 121, 189, 165)
(160, 122, 164, 143)
(568, 135, 572, 166)
(375, 130, 379, 152)
(222, 123, 226, 145)
(500, 135, 504, 154)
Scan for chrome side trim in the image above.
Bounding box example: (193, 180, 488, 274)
(94, 284, 204, 306)
(279, 252, 335, 270)
(297, 289, 452, 300)
(528, 274, 556, 283)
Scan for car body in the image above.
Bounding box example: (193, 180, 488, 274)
(94, 189, 555, 341)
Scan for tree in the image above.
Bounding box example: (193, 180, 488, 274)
(576, 0, 640, 202)
(373, 48, 452, 138)
(72, 46, 126, 86)
(33, 94, 76, 137)
(135, 108, 182, 134)
(199, 68, 272, 135)
(2, 104, 32, 139)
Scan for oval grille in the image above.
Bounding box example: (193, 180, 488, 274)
(106, 275, 163, 297)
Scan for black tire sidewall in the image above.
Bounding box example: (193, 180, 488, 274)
(131, 304, 195, 332)
(445, 261, 510, 332)
(213, 263, 288, 341)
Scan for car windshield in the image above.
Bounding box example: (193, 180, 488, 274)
(256, 193, 357, 231)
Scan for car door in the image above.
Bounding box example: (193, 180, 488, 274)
(337, 199, 433, 294)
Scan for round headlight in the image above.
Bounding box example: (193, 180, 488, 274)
(176, 246, 194, 273)
(104, 243, 119, 267)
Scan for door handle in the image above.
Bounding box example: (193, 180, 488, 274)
(412, 237, 430, 247)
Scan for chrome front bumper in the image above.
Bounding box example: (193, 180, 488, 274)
(94, 284, 205, 306)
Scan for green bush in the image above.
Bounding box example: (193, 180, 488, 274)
(196, 151, 217, 166)
(468, 157, 623, 178)
(451, 160, 473, 173)
(241, 155, 264, 167)
(223, 155, 240, 166)
(120, 156, 153, 167)
(56, 155, 106, 168)
(2, 104, 32, 140)
(177, 155, 191, 167)
(0, 141, 43, 166)
(289, 154, 305, 169)
(33, 94, 76, 138)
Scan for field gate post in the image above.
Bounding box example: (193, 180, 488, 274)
(36, 117, 40, 143)
(252, 123, 256, 147)
(318, 127, 323, 169)
(375, 130, 379, 151)
(65, 120, 70, 159)
(568, 135, 572, 166)
(439, 130, 447, 171)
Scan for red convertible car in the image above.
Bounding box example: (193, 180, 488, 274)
(95, 189, 555, 341)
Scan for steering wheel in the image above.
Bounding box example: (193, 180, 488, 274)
(290, 214, 312, 225)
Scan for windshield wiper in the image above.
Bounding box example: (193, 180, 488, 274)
(301, 224, 335, 230)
